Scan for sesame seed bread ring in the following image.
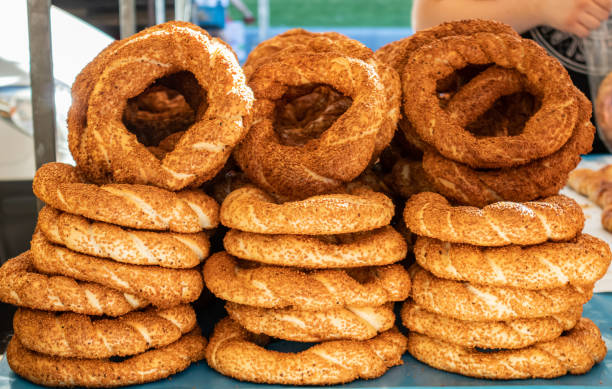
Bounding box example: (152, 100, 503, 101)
(223, 226, 407, 268)
(407, 318, 606, 379)
(13, 304, 196, 358)
(401, 300, 582, 350)
(38, 206, 209, 269)
(415, 235, 611, 289)
(410, 265, 592, 321)
(220, 186, 394, 235)
(225, 302, 395, 342)
(7, 328, 207, 388)
(403, 192, 584, 246)
(205, 317, 407, 385)
(203, 252, 410, 310)
(31, 231, 203, 308)
(68, 21, 253, 191)
(33, 162, 219, 233)
(234, 53, 387, 198)
(0, 252, 148, 316)
(403, 33, 578, 168)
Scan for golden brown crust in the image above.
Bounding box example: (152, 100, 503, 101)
(203, 252, 410, 310)
(403, 192, 584, 246)
(8, 329, 207, 388)
(415, 234, 611, 289)
(223, 226, 406, 268)
(33, 162, 219, 233)
(31, 231, 203, 308)
(14, 305, 196, 358)
(205, 317, 407, 385)
(226, 302, 395, 342)
(38, 206, 210, 269)
(0, 252, 148, 316)
(68, 21, 253, 191)
(402, 301, 582, 349)
(220, 186, 394, 235)
(235, 53, 387, 198)
(410, 265, 593, 321)
(403, 32, 578, 168)
(407, 318, 607, 379)
(568, 165, 612, 232)
(385, 158, 435, 198)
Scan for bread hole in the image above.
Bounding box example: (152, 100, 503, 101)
(122, 71, 208, 155)
(274, 84, 352, 146)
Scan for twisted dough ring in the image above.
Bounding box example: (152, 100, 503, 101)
(14, 304, 196, 358)
(223, 226, 407, 268)
(422, 73, 593, 207)
(203, 252, 410, 310)
(68, 21, 253, 191)
(407, 318, 606, 379)
(410, 265, 592, 321)
(226, 302, 395, 342)
(242, 28, 399, 162)
(415, 234, 611, 289)
(205, 317, 407, 385)
(0, 252, 148, 316)
(402, 301, 582, 350)
(403, 32, 578, 168)
(220, 186, 394, 235)
(33, 162, 219, 233)
(234, 53, 387, 198)
(38, 207, 210, 269)
(31, 231, 203, 308)
(7, 329, 207, 388)
(403, 192, 584, 246)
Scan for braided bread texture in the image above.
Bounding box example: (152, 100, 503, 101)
(14, 304, 196, 358)
(415, 234, 611, 289)
(33, 163, 219, 233)
(410, 265, 592, 321)
(224, 226, 406, 268)
(205, 317, 407, 385)
(226, 302, 395, 342)
(403, 32, 578, 168)
(404, 192, 584, 246)
(402, 301, 582, 350)
(7, 329, 207, 388)
(234, 53, 388, 198)
(68, 21, 253, 191)
(220, 186, 394, 235)
(204, 252, 410, 310)
(407, 318, 606, 379)
(0, 252, 148, 316)
(31, 231, 203, 308)
(38, 206, 210, 269)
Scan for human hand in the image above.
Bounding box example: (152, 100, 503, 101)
(539, 0, 612, 37)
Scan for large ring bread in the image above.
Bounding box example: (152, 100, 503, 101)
(226, 302, 395, 342)
(0, 252, 148, 316)
(13, 305, 196, 358)
(203, 252, 410, 310)
(31, 231, 203, 308)
(220, 186, 394, 235)
(223, 225, 406, 268)
(402, 301, 582, 349)
(407, 318, 606, 379)
(404, 192, 584, 246)
(7, 329, 207, 388)
(33, 162, 219, 233)
(410, 265, 592, 321)
(38, 206, 210, 269)
(205, 317, 407, 385)
(68, 21, 253, 191)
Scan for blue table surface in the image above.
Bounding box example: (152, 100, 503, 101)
(0, 293, 611, 389)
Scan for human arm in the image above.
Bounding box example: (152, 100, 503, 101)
(412, 0, 612, 37)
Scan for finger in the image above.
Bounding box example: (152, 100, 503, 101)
(578, 11, 605, 30)
(585, 1, 611, 21)
(573, 21, 594, 37)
